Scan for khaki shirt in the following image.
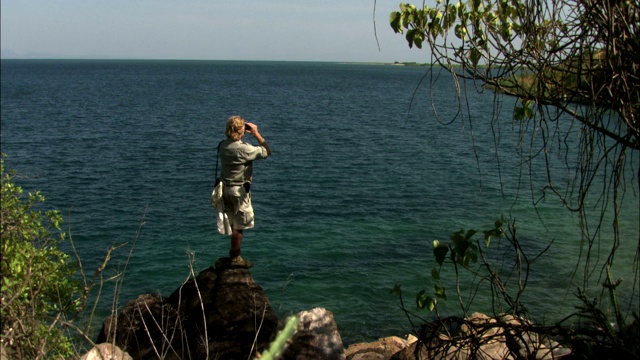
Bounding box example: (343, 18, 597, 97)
(220, 139, 269, 186)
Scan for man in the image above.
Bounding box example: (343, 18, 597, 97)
(219, 115, 272, 268)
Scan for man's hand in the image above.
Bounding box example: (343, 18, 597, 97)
(245, 121, 271, 155)
(245, 122, 256, 134)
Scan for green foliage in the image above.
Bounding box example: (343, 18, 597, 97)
(393, 216, 639, 357)
(1, 155, 82, 359)
(514, 98, 534, 120)
(413, 217, 505, 313)
(390, 0, 523, 52)
(389, 1, 640, 152)
(570, 270, 640, 359)
(389, 1, 638, 356)
(256, 315, 299, 360)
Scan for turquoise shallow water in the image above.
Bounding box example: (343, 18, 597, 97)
(1, 60, 638, 344)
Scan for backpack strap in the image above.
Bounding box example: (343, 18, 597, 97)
(215, 140, 224, 185)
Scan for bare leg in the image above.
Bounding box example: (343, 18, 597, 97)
(230, 229, 243, 258)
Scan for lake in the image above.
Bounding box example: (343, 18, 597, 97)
(1, 59, 637, 344)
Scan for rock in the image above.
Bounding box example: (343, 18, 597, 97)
(350, 353, 385, 360)
(79, 343, 132, 360)
(389, 313, 571, 360)
(166, 265, 220, 358)
(0, 344, 8, 360)
(168, 265, 218, 328)
(345, 336, 413, 360)
(390, 341, 429, 360)
(205, 264, 279, 359)
(96, 293, 182, 359)
(96, 260, 278, 360)
(283, 307, 346, 360)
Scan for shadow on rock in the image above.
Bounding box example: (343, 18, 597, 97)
(96, 258, 278, 360)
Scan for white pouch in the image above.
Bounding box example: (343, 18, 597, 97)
(217, 211, 232, 235)
(211, 182, 232, 235)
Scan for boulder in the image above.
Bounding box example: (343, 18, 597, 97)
(96, 260, 278, 359)
(390, 341, 429, 360)
(79, 343, 132, 360)
(390, 313, 571, 360)
(96, 293, 182, 359)
(283, 307, 346, 360)
(204, 263, 279, 359)
(345, 336, 416, 360)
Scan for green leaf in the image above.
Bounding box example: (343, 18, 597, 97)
(464, 229, 477, 240)
(446, 5, 457, 28)
(462, 249, 478, 267)
(515, 99, 534, 120)
(514, 106, 525, 120)
(433, 9, 443, 21)
(390, 284, 403, 296)
(406, 29, 417, 48)
(390, 12, 403, 33)
(484, 225, 505, 248)
(416, 290, 427, 308)
(455, 24, 467, 39)
(433, 240, 449, 265)
(484, 231, 492, 247)
(500, 21, 513, 40)
(434, 285, 447, 300)
(470, 47, 481, 66)
(416, 291, 437, 311)
(431, 267, 440, 280)
(427, 297, 437, 311)
(414, 32, 424, 49)
(524, 100, 534, 118)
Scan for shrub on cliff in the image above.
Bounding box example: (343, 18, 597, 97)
(1, 155, 82, 359)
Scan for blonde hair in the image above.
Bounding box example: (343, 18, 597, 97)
(225, 115, 245, 141)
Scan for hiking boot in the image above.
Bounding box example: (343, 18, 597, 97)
(229, 256, 253, 269)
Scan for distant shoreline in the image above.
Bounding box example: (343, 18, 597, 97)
(1, 58, 430, 67)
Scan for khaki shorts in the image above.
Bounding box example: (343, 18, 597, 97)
(222, 185, 254, 230)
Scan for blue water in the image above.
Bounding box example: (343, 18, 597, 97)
(1, 60, 638, 344)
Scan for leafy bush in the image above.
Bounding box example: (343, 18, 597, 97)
(1, 155, 82, 359)
(392, 217, 639, 359)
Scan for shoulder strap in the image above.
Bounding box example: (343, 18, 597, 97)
(215, 140, 224, 178)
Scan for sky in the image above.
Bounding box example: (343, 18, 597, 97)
(0, 0, 432, 63)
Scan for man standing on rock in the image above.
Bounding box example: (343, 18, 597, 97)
(219, 115, 272, 268)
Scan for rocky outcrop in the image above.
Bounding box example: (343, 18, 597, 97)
(283, 307, 346, 360)
(96, 293, 182, 359)
(342, 313, 573, 360)
(344, 335, 417, 360)
(79, 343, 133, 360)
(95, 260, 278, 359)
(386, 313, 571, 360)
(89, 260, 571, 360)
